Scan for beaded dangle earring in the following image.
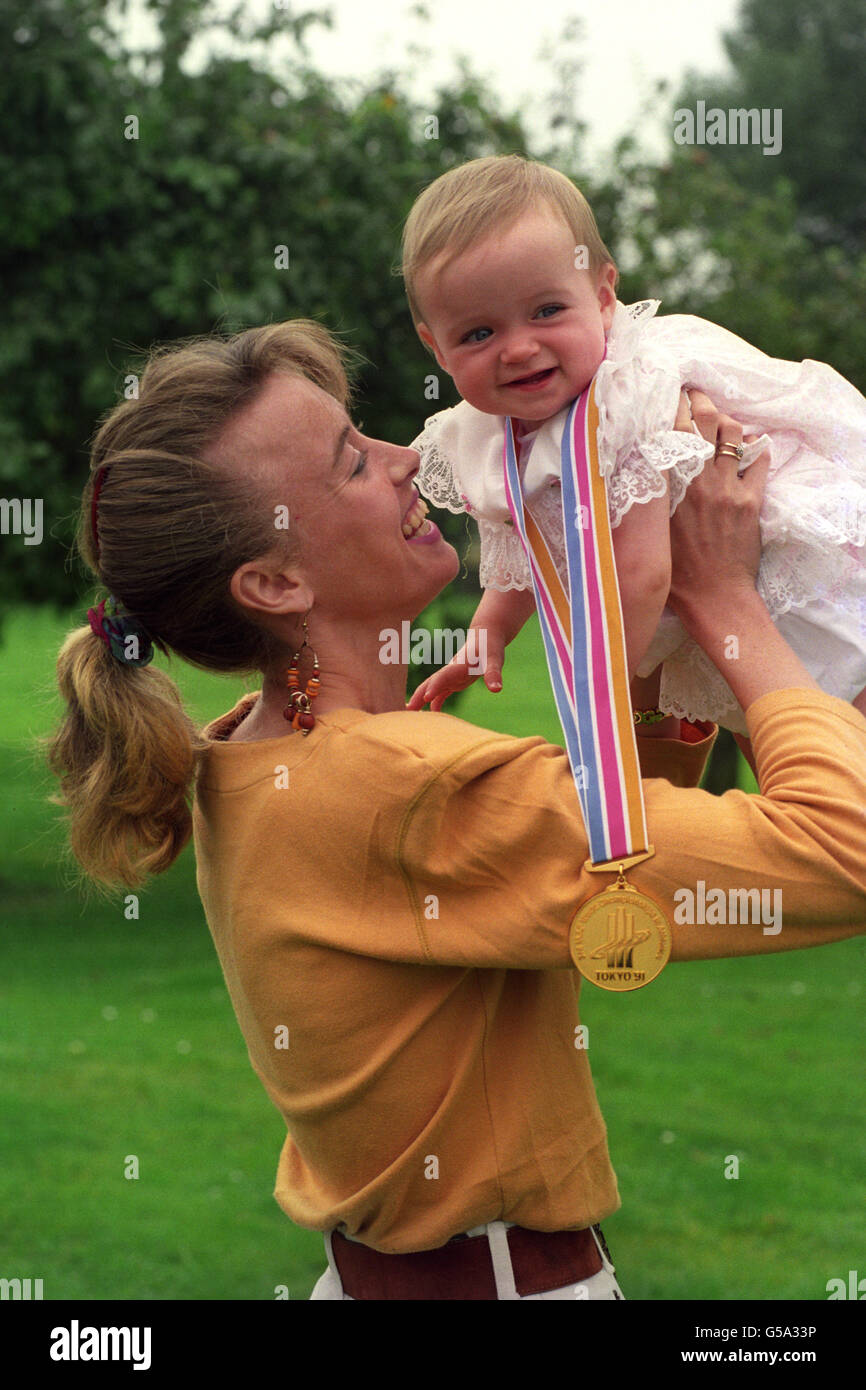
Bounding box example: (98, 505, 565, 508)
(283, 611, 321, 735)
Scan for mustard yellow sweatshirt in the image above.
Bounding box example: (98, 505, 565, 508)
(192, 688, 866, 1253)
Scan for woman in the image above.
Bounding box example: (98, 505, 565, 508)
(49, 319, 866, 1301)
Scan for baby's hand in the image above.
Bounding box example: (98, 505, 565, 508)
(407, 626, 505, 712)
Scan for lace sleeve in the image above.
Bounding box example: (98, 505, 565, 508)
(607, 431, 716, 526)
(478, 516, 532, 592)
(410, 413, 469, 514)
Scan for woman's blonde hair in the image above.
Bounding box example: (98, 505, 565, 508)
(47, 320, 352, 891)
(401, 154, 618, 326)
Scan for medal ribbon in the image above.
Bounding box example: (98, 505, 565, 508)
(502, 382, 649, 865)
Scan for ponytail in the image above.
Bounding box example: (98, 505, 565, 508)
(48, 624, 204, 890)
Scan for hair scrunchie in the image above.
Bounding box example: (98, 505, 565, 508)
(87, 596, 155, 668)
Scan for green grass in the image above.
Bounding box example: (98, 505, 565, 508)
(1, 605, 863, 1300)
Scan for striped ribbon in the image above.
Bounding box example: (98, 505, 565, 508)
(502, 382, 649, 865)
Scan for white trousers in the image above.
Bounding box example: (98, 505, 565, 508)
(309, 1221, 625, 1300)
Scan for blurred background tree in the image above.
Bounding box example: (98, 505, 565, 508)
(586, 0, 866, 388)
(679, 0, 866, 253)
(0, 0, 528, 644)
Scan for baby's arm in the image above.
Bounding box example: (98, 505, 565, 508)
(612, 476, 672, 682)
(407, 586, 536, 711)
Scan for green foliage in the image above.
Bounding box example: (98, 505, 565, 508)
(596, 0, 866, 390)
(683, 0, 866, 252)
(0, 0, 528, 628)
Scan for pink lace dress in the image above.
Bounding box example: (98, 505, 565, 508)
(411, 299, 866, 734)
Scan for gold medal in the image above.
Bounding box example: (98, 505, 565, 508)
(569, 863, 671, 992)
(507, 398, 674, 994)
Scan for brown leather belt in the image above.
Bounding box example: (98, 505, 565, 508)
(330, 1224, 605, 1300)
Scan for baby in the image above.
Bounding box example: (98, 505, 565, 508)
(402, 155, 866, 740)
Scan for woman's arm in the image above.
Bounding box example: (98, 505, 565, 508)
(393, 395, 866, 968)
(391, 686, 866, 969)
(666, 393, 820, 708)
(629, 387, 818, 731)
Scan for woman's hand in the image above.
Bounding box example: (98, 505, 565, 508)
(668, 389, 770, 619)
(666, 389, 820, 709)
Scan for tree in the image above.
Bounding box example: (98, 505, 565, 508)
(577, 0, 866, 396)
(677, 0, 866, 252)
(0, 0, 530, 655)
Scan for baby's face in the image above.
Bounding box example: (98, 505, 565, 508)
(415, 208, 616, 424)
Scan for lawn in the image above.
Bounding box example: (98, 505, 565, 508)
(1, 604, 863, 1300)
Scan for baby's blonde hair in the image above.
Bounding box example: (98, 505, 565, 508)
(401, 154, 617, 326)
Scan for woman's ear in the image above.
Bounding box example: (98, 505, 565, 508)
(230, 561, 312, 622)
(416, 322, 448, 371)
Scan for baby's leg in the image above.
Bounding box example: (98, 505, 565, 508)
(612, 479, 672, 682)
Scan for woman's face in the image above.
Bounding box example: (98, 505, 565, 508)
(228, 372, 459, 627)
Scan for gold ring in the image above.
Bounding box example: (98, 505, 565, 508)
(716, 443, 744, 460)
